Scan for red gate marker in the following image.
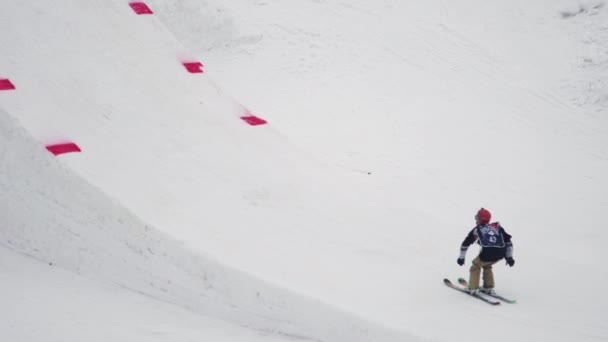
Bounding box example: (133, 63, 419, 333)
(129, 2, 153, 15)
(182, 62, 204, 73)
(46, 142, 81, 155)
(0, 79, 15, 90)
(240, 115, 267, 126)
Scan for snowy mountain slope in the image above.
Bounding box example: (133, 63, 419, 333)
(0, 106, 413, 342)
(0, 1, 418, 341)
(1, 0, 607, 341)
(0, 246, 294, 342)
(146, 0, 608, 341)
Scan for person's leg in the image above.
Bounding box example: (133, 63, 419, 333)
(482, 261, 498, 288)
(468, 257, 482, 289)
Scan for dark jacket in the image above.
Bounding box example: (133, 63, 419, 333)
(461, 222, 513, 262)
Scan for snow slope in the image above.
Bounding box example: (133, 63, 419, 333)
(2, 0, 608, 341)
(150, 0, 608, 341)
(0, 246, 292, 342)
(0, 1, 414, 341)
(1, 106, 409, 342)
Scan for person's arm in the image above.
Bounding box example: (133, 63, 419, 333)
(502, 228, 515, 266)
(457, 228, 477, 265)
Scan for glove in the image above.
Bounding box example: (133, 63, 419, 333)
(457, 258, 465, 266)
(506, 257, 515, 267)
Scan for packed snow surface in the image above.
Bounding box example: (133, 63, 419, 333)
(1, 0, 607, 341)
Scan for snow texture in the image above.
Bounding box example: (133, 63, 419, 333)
(1, 0, 608, 341)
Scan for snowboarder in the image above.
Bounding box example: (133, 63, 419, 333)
(457, 208, 514, 295)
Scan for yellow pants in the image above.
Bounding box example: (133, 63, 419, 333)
(468, 257, 497, 289)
